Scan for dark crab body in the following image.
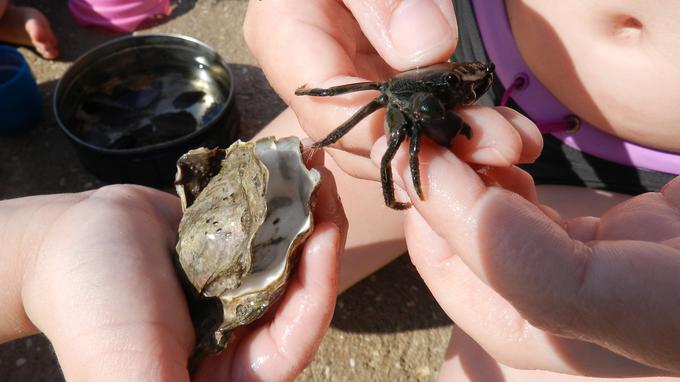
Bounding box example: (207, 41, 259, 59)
(296, 61, 495, 209)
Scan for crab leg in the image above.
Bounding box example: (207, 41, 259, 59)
(381, 126, 410, 210)
(377, 107, 411, 210)
(312, 95, 387, 148)
(295, 81, 381, 96)
(409, 124, 425, 201)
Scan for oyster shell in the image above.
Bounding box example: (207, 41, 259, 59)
(174, 136, 320, 360)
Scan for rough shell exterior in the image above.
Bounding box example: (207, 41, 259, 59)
(174, 136, 320, 359)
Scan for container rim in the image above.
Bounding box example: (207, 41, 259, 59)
(53, 33, 236, 155)
(0, 45, 30, 92)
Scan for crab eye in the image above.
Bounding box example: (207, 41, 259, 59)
(445, 73, 459, 85)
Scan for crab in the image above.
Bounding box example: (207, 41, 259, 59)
(295, 61, 495, 210)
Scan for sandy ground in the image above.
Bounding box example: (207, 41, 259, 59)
(0, 1, 453, 380)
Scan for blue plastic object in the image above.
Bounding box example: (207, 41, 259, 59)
(0, 45, 43, 133)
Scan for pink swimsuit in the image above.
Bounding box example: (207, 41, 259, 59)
(471, 0, 680, 175)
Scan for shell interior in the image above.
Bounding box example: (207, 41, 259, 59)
(174, 136, 320, 357)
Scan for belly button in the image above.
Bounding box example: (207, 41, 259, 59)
(609, 15, 643, 42)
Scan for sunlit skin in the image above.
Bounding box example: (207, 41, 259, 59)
(506, 0, 680, 152)
(1, 0, 677, 380)
(0, 167, 348, 381)
(245, 0, 680, 381)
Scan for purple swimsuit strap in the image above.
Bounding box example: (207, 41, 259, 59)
(471, 0, 680, 175)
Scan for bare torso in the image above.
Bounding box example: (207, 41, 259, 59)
(506, 0, 680, 152)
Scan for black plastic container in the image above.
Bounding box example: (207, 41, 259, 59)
(54, 34, 239, 186)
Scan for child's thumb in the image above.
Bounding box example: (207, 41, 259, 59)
(345, 0, 458, 70)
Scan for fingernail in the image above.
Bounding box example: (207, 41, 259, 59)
(389, 0, 455, 62)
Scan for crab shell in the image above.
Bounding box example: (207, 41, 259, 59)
(174, 136, 320, 357)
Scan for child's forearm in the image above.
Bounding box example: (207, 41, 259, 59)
(0, 193, 90, 343)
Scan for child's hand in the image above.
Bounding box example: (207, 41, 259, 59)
(372, 111, 680, 376)
(2, 180, 346, 381)
(244, 0, 461, 180)
(194, 167, 347, 381)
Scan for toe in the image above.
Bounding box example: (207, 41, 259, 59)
(23, 9, 59, 59)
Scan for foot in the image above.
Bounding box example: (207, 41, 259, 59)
(0, 5, 59, 59)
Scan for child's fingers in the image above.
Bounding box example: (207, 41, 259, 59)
(403, 207, 658, 376)
(342, 0, 458, 70)
(451, 105, 542, 167)
(292, 75, 386, 159)
(388, 136, 680, 373)
(494, 106, 543, 163)
(211, 222, 342, 382)
(474, 165, 539, 204)
(244, 0, 367, 103)
(215, 170, 346, 381)
(368, 105, 540, 171)
(311, 167, 350, 241)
